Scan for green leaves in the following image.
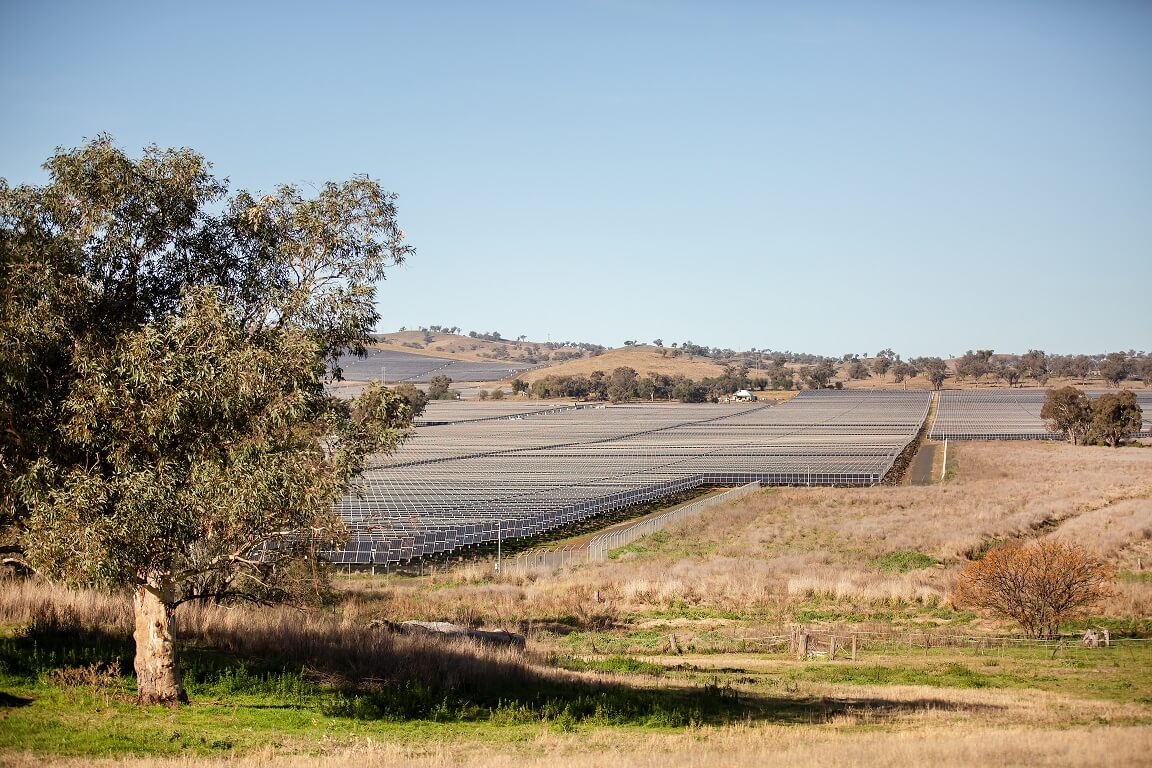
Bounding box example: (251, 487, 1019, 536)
(2, 137, 414, 604)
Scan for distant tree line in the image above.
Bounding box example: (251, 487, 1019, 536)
(388, 330, 1152, 391)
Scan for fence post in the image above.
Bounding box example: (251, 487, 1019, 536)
(798, 632, 809, 660)
(851, 634, 857, 661)
(829, 636, 837, 661)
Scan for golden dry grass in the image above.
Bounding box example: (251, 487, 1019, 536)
(517, 345, 736, 384)
(9, 723, 1151, 767)
(371, 332, 589, 364)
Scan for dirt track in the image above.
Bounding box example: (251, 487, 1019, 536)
(907, 441, 939, 485)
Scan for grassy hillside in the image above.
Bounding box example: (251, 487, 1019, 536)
(516, 345, 735, 384)
(372, 331, 593, 366)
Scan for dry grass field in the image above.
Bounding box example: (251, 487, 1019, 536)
(515, 345, 743, 384)
(342, 441, 1152, 628)
(371, 331, 590, 364)
(2, 441, 1151, 766)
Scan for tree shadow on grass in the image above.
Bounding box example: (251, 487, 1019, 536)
(0, 691, 35, 707)
(1, 610, 1006, 729)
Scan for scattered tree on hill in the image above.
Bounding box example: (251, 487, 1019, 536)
(1137, 358, 1152, 388)
(997, 362, 1022, 387)
(1090, 390, 1143, 447)
(871, 355, 892, 377)
(671, 379, 708, 403)
(607, 366, 639, 403)
(1099, 352, 1131, 387)
(427, 375, 455, 400)
(952, 541, 1114, 638)
(891, 361, 918, 384)
(1020, 349, 1049, 385)
(770, 367, 795, 391)
(847, 359, 871, 380)
(391, 383, 428, 417)
(803, 361, 837, 389)
(913, 357, 948, 390)
(0, 137, 415, 704)
(955, 349, 995, 381)
(511, 378, 529, 394)
(1041, 387, 1094, 445)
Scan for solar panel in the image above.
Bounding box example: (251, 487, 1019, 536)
(321, 390, 932, 564)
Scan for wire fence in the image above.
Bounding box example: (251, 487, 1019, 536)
(587, 482, 762, 561)
(758, 626, 1146, 657)
(492, 482, 762, 574)
(646, 626, 1150, 657)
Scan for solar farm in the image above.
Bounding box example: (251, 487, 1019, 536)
(929, 389, 1152, 440)
(337, 347, 537, 384)
(325, 390, 931, 565)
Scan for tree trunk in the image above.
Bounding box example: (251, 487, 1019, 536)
(133, 580, 187, 705)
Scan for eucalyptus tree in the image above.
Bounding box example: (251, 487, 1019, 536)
(1, 136, 414, 704)
(1090, 390, 1143, 447)
(1041, 387, 1093, 445)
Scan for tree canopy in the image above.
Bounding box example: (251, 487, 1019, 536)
(1041, 387, 1093, 445)
(1, 136, 415, 704)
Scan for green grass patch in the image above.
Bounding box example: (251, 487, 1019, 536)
(552, 654, 666, 676)
(874, 551, 940, 573)
(777, 661, 998, 689)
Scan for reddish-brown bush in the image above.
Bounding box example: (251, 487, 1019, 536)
(952, 541, 1115, 638)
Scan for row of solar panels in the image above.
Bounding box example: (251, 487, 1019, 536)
(323, 390, 932, 564)
(929, 389, 1152, 440)
(336, 347, 537, 384)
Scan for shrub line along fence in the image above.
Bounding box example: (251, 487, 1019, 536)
(492, 482, 762, 573)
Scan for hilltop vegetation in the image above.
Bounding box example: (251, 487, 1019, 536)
(360, 332, 1152, 397)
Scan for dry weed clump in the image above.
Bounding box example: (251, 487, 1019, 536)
(0, 577, 130, 632)
(786, 572, 946, 606)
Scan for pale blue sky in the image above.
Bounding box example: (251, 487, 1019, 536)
(2, 1, 1149, 357)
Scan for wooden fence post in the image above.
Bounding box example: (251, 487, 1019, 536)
(798, 633, 809, 660)
(829, 636, 837, 661)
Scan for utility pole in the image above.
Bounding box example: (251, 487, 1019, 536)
(495, 520, 502, 573)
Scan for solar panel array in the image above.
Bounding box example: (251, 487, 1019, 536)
(323, 390, 931, 564)
(929, 389, 1152, 440)
(337, 348, 537, 384)
(414, 400, 594, 426)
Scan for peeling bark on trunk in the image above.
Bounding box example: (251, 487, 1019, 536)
(133, 580, 187, 705)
